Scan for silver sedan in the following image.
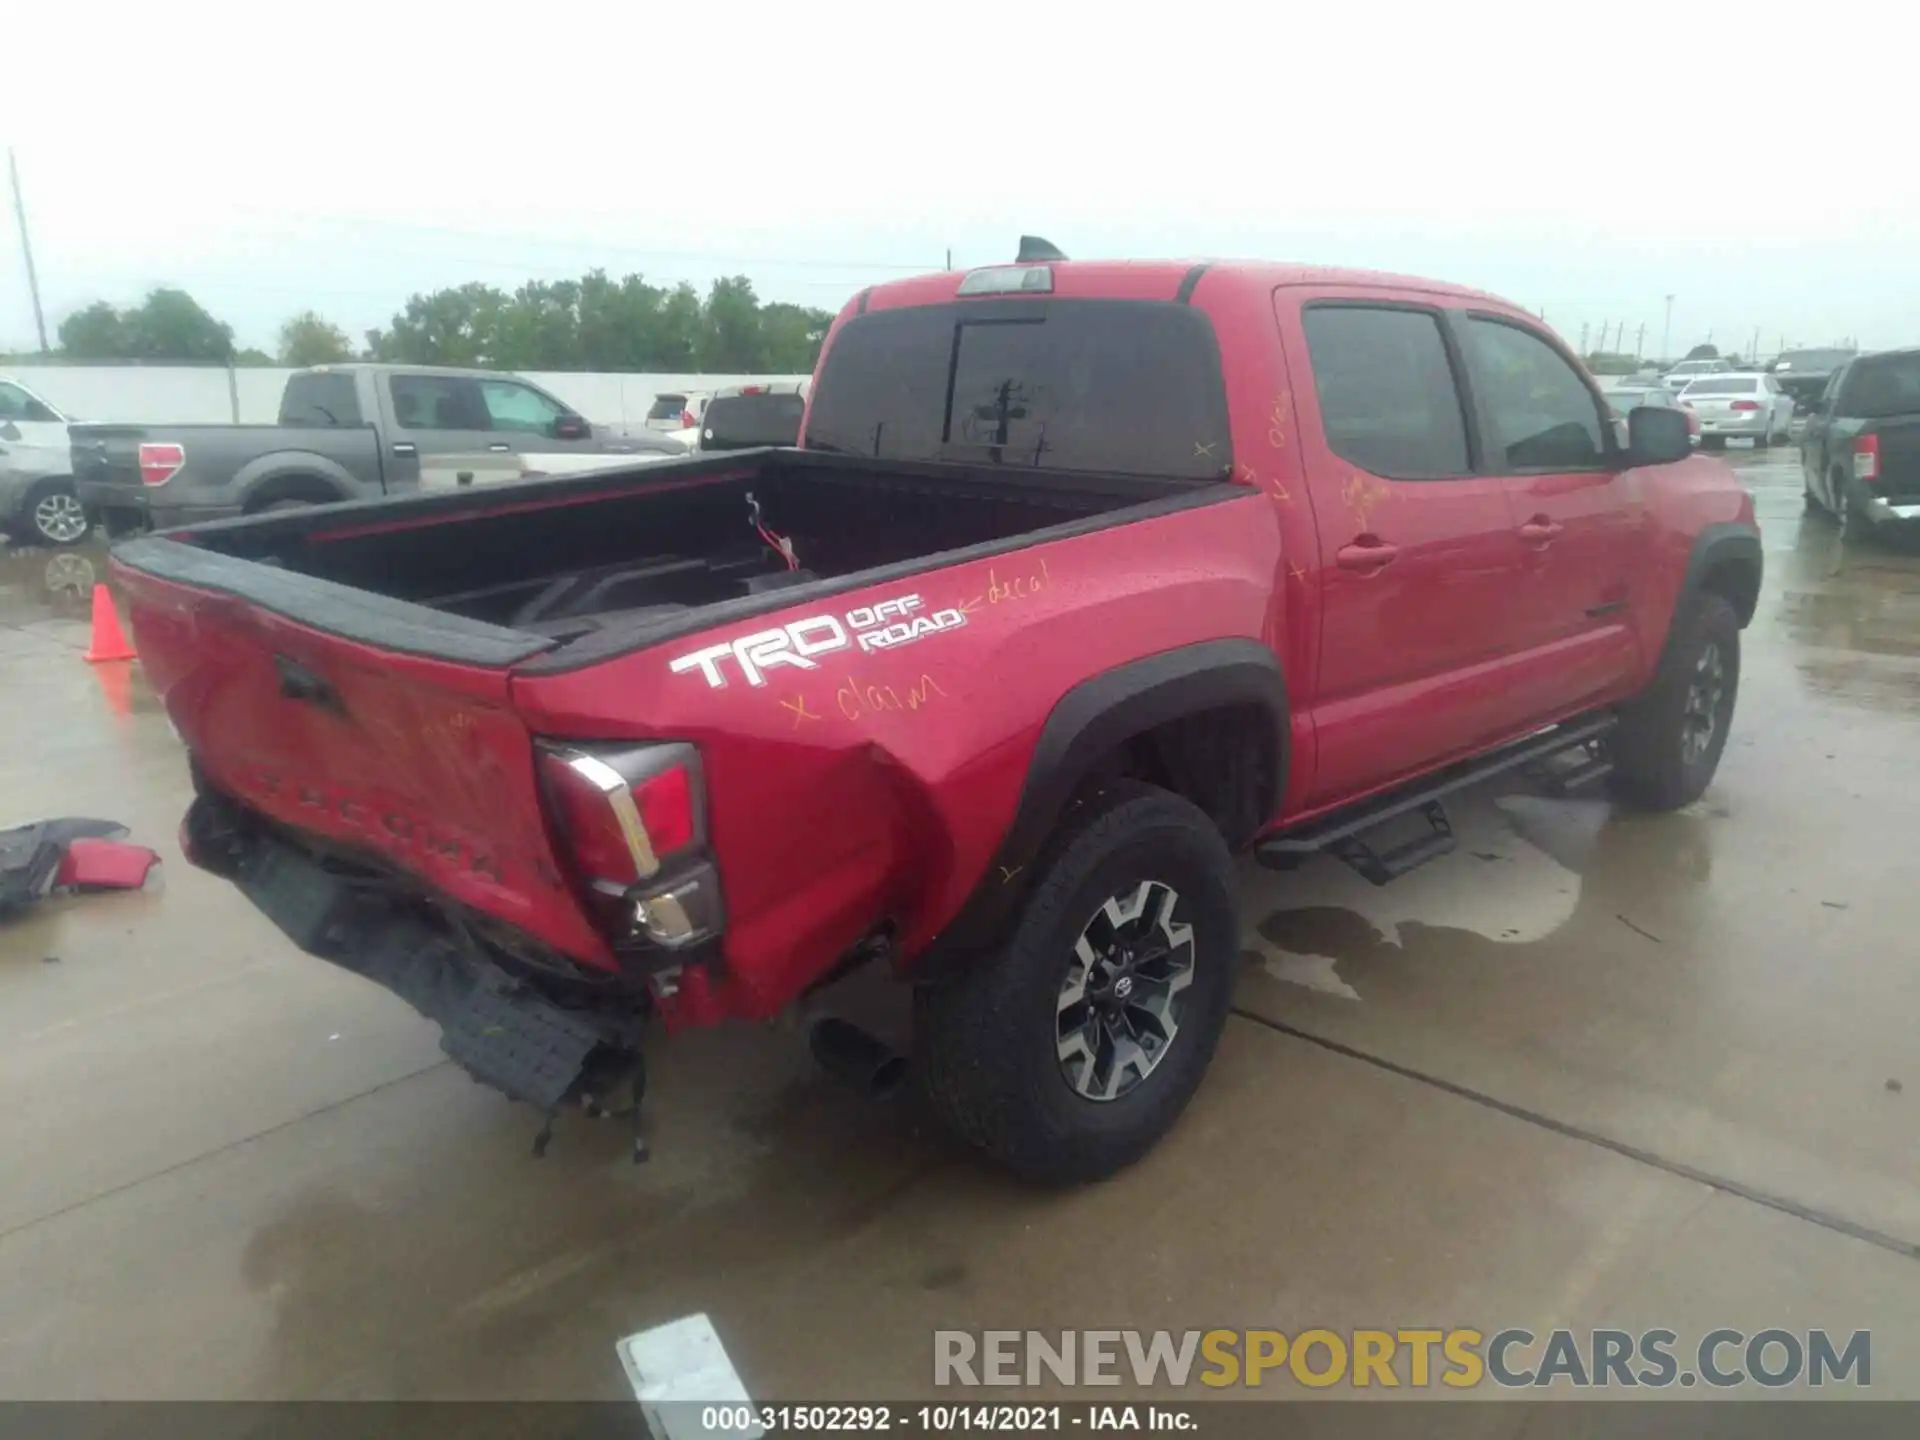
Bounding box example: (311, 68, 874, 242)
(1677, 373, 1796, 450)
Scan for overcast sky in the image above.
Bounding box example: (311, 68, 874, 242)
(7, 0, 1913, 360)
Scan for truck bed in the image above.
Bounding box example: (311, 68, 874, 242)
(114, 447, 1232, 669)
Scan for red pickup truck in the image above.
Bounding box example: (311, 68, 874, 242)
(112, 252, 1760, 1183)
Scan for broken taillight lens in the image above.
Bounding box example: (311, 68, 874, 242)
(1853, 434, 1881, 484)
(536, 742, 721, 951)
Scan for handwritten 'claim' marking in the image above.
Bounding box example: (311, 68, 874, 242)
(837, 673, 947, 722)
(1342, 472, 1389, 530)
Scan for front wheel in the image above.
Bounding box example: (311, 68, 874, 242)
(1610, 593, 1740, 810)
(914, 780, 1239, 1184)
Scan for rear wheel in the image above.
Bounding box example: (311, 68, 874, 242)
(914, 779, 1239, 1185)
(1752, 432, 1770, 451)
(1611, 592, 1740, 811)
(1701, 436, 1726, 452)
(19, 480, 92, 547)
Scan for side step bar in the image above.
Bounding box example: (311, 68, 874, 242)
(1256, 714, 1616, 885)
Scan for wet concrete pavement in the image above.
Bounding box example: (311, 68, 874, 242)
(3, 447, 1918, 1405)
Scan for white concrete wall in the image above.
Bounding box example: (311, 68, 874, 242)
(5, 365, 810, 430)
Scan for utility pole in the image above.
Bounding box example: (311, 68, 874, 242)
(1635, 323, 1646, 360)
(1580, 322, 1590, 355)
(1750, 327, 1761, 364)
(8, 147, 50, 355)
(945, 247, 952, 270)
(1662, 294, 1675, 363)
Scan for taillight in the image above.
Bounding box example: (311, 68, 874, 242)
(138, 442, 186, 485)
(1729, 400, 1761, 412)
(536, 742, 721, 951)
(680, 409, 696, 429)
(1854, 434, 1881, 484)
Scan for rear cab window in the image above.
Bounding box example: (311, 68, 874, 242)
(1300, 305, 1471, 478)
(647, 395, 689, 421)
(701, 392, 807, 450)
(280, 372, 363, 427)
(805, 299, 1231, 479)
(1837, 354, 1920, 417)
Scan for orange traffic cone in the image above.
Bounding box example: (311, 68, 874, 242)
(83, 585, 137, 663)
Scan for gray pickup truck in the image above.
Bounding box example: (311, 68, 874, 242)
(73, 363, 684, 532)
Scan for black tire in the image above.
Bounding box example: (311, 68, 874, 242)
(260, 498, 318, 513)
(1610, 592, 1740, 811)
(16, 479, 93, 547)
(1701, 436, 1726, 452)
(1751, 432, 1770, 451)
(914, 779, 1238, 1185)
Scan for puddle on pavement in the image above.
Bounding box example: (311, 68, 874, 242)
(1244, 798, 1719, 1002)
(0, 540, 112, 627)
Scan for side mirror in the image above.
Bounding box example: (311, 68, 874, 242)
(1626, 405, 1692, 466)
(553, 414, 591, 441)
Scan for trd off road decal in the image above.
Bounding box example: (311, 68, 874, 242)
(669, 592, 967, 689)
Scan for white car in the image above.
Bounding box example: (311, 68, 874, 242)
(0, 375, 87, 546)
(1661, 358, 1733, 393)
(643, 390, 713, 449)
(1676, 373, 1796, 449)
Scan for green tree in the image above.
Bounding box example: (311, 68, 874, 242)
(366, 282, 510, 366)
(123, 288, 235, 361)
(58, 290, 235, 361)
(760, 302, 835, 371)
(698, 276, 766, 371)
(58, 301, 129, 359)
(278, 310, 354, 366)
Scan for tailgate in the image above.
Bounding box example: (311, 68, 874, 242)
(1875, 418, 1920, 498)
(70, 424, 159, 497)
(113, 541, 612, 966)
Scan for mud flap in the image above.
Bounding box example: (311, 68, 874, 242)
(229, 829, 617, 1113)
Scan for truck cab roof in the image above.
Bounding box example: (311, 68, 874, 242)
(857, 259, 1506, 313)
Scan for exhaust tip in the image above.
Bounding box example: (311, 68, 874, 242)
(809, 1017, 907, 1098)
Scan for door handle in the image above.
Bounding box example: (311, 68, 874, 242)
(487, 442, 512, 452)
(1519, 518, 1564, 544)
(1335, 537, 1399, 571)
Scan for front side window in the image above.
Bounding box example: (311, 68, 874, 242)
(0, 381, 59, 423)
(479, 380, 568, 435)
(1300, 306, 1470, 478)
(1463, 318, 1606, 469)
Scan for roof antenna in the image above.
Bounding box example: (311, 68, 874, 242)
(1016, 235, 1067, 263)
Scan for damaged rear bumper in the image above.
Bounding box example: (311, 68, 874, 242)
(185, 794, 646, 1116)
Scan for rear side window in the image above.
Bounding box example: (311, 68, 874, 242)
(806, 300, 1230, 479)
(702, 392, 807, 450)
(1301, 306, 1470, 478)
(389, 375, 487, 431)
(1682, 377, 1759, 396)
(1462, 318, 1606, 469)
(279, 372, 362, 427)
(1837, 354, 1920, 418)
